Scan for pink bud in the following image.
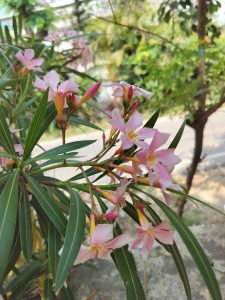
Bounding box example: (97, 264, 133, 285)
(105, 212, 118, 220)
(80, 81, 101, 103)
(127, 85, 133, 101)
(131, 99, 141, 113)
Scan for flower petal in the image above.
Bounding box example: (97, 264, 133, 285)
(59, 79, 78, 94)
(15, 51, 26, 65)
(24, 49, 35, 61)
(29, 58, 43, 68)
(108, 108, 126, 133)
(126, 111, 143, 131)
(91, 224, 113, 245)
(33, 76, 47, 91)
(75, 245, 93, 265)
(149, 130, 170, 152)
(106, 233, 132, 249)
(44, 70, 59, 92)
(156, 149, 181, 165)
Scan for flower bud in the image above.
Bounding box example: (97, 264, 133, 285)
(80, 81, 101, 104)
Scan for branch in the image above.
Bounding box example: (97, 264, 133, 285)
(89, 14, 182, 50)
(204, 89, 225, 118)
(108, 0, 117, 23)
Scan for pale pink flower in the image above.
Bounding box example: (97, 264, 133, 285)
(15, 49, 43, 75)
(103, 81, 152, 100)
(130, 207, 174, 255)
(75, 224, 131, 264)
(135, 130, 181, 189)
(109, 108, 156, 150)
(34, 70, 78, 123)
(95, 178, 130, 214)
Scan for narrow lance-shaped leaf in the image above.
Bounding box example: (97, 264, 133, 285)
(55, 189, 85, 291)
(4, 25, 12, 44)
(48, 222, 62, 279)
(134, 188, 222, 300)
(0, 109, 16, 155)
(70, 116, 103, 131)
(12, 16, 18, 42)
(24, 140, 95, 165)
(112, 224, 146, 300)
(25, 174, 67, 235)
(0, 170, 19, 281)
(19, 181, 33, 261)
(23, 90, 48, 160)
(169, 119, 186, 148)
(146, 205, 191, 300)
(144, 108, 161, 128)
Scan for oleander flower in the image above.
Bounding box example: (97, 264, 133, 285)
(34, 70, 78, 123)
(109, 108, 156, 150)
(15, 49, 43, 76)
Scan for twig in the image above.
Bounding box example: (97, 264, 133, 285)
(89, 14, 182, 50)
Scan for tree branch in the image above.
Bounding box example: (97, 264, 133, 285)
(89, 14, 182, 50)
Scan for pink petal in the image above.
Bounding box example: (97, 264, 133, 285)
(59, 79, 78, 94)
(154, 222, 174, 245)
(162, 191, 173, 205)
(91, 224, 113, 245)
(14, 144, 23, 155)
(153, 163, 173, 189)
(44, 70, 59, 92)
(15, 51, 26, 65)
(156, 149, 181, 166)
(134, 87, 153, 99)
(149, 130, 170, 152)
(130, 236, 143, 249)
(29, 58, 43, 68)
(108, 108, 126, 133)
(142, 235, 154, 253)
(24, 49, 35, 61)
(121, 135, 133, 149)
(137, 127, 156, 140)
(112, 87, 123, 97)
(106, 233, 132, 249)
(75, 245, 94, 265)
(33, 76, 47, 91)
(115, 178, 129, 200)
(126, 111, 143, 131)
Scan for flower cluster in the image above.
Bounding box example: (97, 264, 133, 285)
(45, 29, 92, 69)
(14, 48, 181, 267)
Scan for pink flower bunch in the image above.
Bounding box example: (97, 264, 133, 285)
(104, 82, 180, 196)
(15, 49, 43, 76)
(130, 206, 174, 255)
(45, 29, 92, 69)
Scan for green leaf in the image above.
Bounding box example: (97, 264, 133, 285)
(23, 91, 48, 160)
(12, 16, 18, 42)
(25, 174, 67, 235)
(4, 260, 42, 294)
(19, 181, 33, 261)
(69, 166, 99, 181)
(0, 78, 18, 91)
(18, 14, 23, 37)
(146, 205, 191, 300)
(135, 188, 222, 300)
(55, 189, 85, 291)
(70, 116, 103, 131)
(144, 108, 161, 128)
(59, 286, 75, 300)
(169, 119, 186, 148)
(48, 222, 61, 279)
(0, 109, 16, 155)
(36, 102, 57, 142)
(111, 224, 146, 300)
(25, 140, 95, 165)
(44, 278, 57, 300)
(4, 25, 12, 44)
(169, 189, 225, 217)
(0, 170, 19, 281)
(0, 22, 4, 43)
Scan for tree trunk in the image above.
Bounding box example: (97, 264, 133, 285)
(177, 119, 207, 216)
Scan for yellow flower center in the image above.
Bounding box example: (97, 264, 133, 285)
(147, 154, 156, 166)
(89, 244, 106, 255)
(127, 129, 138, 141)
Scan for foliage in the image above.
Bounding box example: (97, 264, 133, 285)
(0, 15, 223, 300)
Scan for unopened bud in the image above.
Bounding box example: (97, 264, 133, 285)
(80, 81, 101, 104)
